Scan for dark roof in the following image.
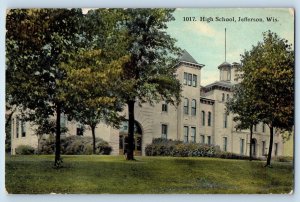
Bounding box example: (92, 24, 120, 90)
(218, 61, 231, 69)
(232, 62, 240, 66)
(179, 49, 199, 65)
(203, 81, 233, 92)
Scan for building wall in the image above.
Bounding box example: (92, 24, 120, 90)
(10, 116, 38, 155)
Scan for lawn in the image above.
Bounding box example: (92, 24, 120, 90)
(5, 155, 293, 194)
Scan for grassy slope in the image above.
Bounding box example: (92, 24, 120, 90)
(5, 155, 293, 194)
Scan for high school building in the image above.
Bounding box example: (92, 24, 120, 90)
(10, 50, 286, 157)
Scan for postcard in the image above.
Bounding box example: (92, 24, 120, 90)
(5, 8, 294, 194)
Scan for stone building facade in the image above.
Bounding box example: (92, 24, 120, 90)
(10, 50, 286, 157)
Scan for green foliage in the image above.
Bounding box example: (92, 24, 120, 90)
(145, 138, 220, 157)
(118, 9, 182, 105)
(15, 145, 36, 155)
(216, 151, 259, 160)
(146, 138, 261, 160)
(240, 31, 294, 130)
(6, 9, 84, 165)
(39, 135, 112, 155)
(226, 84, 260, 130)
(114, 9, 182, 159)
(239, 31, 294, 166)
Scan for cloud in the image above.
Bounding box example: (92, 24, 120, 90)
(201, 71, 219, 86)
(186, 22, 217, 37)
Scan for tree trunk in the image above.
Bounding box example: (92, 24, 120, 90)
(265, 124, 274, 167)
(54, 103, 62, 168)
(126, 100, 135, 160)
(249, 125, 253, 161)
(37, 136, 40, 155)
(91, 125, 96, 154)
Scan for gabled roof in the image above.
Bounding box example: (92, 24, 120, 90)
(177, 49, 204, 69)
(180, 49, 199, 65)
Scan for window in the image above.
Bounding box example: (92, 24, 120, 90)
(201, 111, 205, 126)
(207, 136, 211, 145)
(191, 99, 196, 116)
(161, 124, 168, 139)
(192, 74, 197, 87)
(254, 124, 257, 132)
(223, 137, 228, 151)
(274, 143, 278, 156)
(162, 102, 168, 112)
(76, 124, 84, 136)
(21, 121, 26, 137)
(184, 98, 189, 115)
(208, 112, 212, 126)
(262, 141, 266, 156)
(191, 127, 196, 143)
(223, 113, 228, 128)
(184, 126, 189, 143)
(222, 93, 225, 102)
(188, 73, 192, 86)
(183, 72, 188, 85)
(200, 135, 205, 144)
(226, 94, 229, 101)
(240, 139, 244, 155)
(16, 117, 19, 138)
(262, 124, 265, 133)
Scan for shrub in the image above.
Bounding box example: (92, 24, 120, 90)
(15, 145, 35, 155)
(39, 135, 112, 155)
(145, 138, 261, 160)
(145, 138, 221, 157)
(97, 141, 112, 155)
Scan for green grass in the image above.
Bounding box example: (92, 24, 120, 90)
(5, 155, 294, 194)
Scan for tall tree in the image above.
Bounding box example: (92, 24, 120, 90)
(240, 31, 294, 167)
(117, 9, 182, 160)
(60, 9, 130, 154)
(6, 9, 83, 167)
(226, 84, 260, 160)
(61, 48, 128, 154)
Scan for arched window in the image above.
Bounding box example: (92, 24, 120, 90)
(191, 99, 196, 115)
(184, 98, 189, 115)
(222, 93, 225, 102)
(208, 112, 212, 126)
(202, 111, 205, 126)
(227, 94, 230, 101)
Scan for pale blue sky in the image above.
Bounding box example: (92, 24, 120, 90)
(167, 8, 294, 85)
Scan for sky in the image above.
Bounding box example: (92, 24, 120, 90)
(166, 8, 294, 85)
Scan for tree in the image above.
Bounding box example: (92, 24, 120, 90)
(61, 48, 128, 154)
(60, 9, 130, 154)
(226, 84, 260, 160)
(6, 9, 83, 167)
(118, 9, 182, 160)
(240, 31, 294, 166)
